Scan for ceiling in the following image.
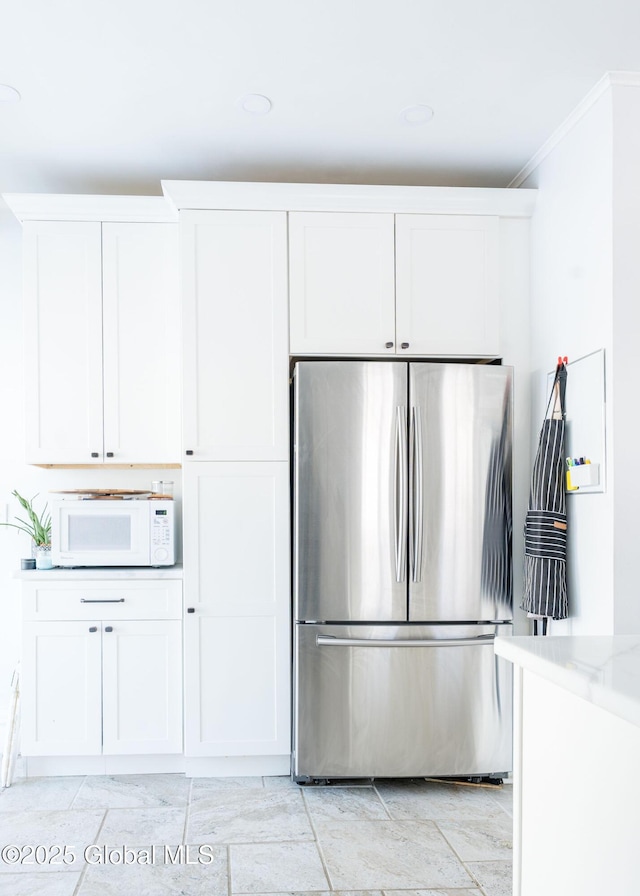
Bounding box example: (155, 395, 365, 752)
(2, 0, 640, 200)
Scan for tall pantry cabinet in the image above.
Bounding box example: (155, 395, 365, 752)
(180, 210, 291, 773)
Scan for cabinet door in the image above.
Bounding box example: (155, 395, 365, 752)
(102, 619, 183, 755)
(289, 212, 396, 354)
(395, 214, 500, 356)
(183, 462, 290, 757)
(21, 620, 102, 755)
(102, 223, 181, 464)
(23, 221, 104, 464)
(181, 210, 289, 461)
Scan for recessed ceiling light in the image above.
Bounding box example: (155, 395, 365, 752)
(399, 104, 434, 127)
(0, 84, 21, 103)
(238, 93, 272, 115)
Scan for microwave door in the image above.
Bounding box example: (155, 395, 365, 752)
(52, 501, 150, 567)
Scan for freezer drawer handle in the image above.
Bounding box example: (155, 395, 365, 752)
(316, 634, 496, 648)
(394, 406, 408, 583)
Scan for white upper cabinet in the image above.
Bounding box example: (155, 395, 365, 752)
(102, 223, 181, 464)
(289, 212, 396, 355)
(181, 210, 289, 461)
(23, 219, 180, 465)
(23, 221, 104, 464)
(395, 214, 500, 356)
(288, 210, 500, 357)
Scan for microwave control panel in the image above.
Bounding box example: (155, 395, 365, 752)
(151, 504, 175, 565)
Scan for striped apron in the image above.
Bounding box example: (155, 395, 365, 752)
(521, 367, 568, 621)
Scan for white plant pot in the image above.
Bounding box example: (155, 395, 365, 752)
(35, 545, 53, 570)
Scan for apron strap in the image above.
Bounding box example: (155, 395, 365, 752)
(546, 362, 567, 421)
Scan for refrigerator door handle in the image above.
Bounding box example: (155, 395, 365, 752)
(410, 405, 424, 583)
(394, 405, 408, 583)
(316, 634, 496, 648)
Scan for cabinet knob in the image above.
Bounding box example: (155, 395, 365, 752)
(89, 626, 98, 633)
(91, 452, 99, 458)
(401, 342, 410, 349)
(385, 342, 394, 349)
(105, 626, 113, 633)
(187, 607, 195, 614)
(106, 452, 114, 458)
(186, 450, 194, 456)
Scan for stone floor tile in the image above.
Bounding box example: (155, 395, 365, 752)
(187, 787, 313, 844)
(230, 840, 328, 893)
(303, 786, 390, 822)
(243, 893, 332, 896)
(0, 778, 85, 813)
(190, 777, 265, 799)
(95, 807, 187, 846)
(314, 820, 474, 890)
(0, 810, 104, 873)
(437, 816, 513, 862)
(383, 890, 482, 895)
(375, 780, 506, 822)
(488, 783, 514, 817)
(262, 775, 300, 789)
(0, 871, 83, 895)
(77, 844, 228, 895)
(72, 774, 190, 809)
(466, 860, 513, 896)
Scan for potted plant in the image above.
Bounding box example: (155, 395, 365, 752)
(0, 490, 52, 569)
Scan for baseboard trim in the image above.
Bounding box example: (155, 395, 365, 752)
(183, 755, 290, 777)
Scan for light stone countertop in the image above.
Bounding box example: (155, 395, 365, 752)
(495, 634, 640, 729)
(14, 564, 183, 580)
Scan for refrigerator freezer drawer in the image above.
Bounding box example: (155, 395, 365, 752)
(293, 623, 512, 780)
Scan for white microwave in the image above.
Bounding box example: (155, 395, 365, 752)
(51, 499, 175, 567)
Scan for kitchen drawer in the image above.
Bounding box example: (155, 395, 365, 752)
(22, 580, 182, 621)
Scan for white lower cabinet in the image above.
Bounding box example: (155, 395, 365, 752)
(22, 620, 103, 756)
(20, 578, 183, 758)
(183, 462, 290, 763)
(101, 620, 182, 755)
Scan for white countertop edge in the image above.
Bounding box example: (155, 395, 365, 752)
(14, 565, 183, 580)
(495, 634, 640, 729)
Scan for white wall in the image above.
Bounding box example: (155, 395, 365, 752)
(611, 85, 640, 633)
(0, 203, 182, 740)
(521, 87, 615, 635)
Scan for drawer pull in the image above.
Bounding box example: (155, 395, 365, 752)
(105, 626, 113, 633)
(88, 626, 98, 633)
(80, 598, 125, 604)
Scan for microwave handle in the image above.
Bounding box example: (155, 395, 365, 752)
(80, 598, 126, 604)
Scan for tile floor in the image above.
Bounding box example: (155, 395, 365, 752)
(0, 774, 512, 895)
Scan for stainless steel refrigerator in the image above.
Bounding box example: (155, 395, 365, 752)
(292, 360, 513, 781)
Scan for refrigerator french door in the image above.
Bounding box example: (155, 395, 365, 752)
(292, 361, 513, 781)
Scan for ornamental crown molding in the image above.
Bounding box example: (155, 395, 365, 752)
(1, 193, 178, 223)
(509, 71, 640, 188)
(161, 180, 537, 217)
